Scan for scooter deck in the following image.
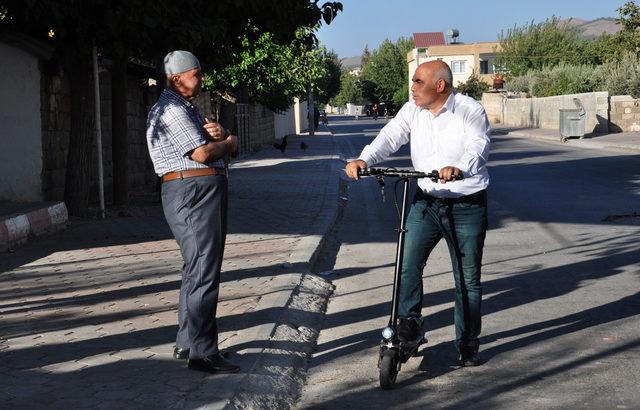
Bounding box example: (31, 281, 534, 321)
(398, 336, 427, 363)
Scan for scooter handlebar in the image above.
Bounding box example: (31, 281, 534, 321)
(357, 167, 463, 182)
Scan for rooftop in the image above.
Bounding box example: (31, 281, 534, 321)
(413, 32, 446, 48)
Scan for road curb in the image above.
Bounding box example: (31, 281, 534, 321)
(499, 129, 640, 153)
(224, 132, 347, 409)
(0, 202, 68, 252)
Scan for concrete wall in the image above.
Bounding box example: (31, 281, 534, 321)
(487, 91, 609, 134)
(609, 95, 640, 132)
(480, 92, 504, 124)
(0, 42, 43, 201)
(274, 105, 296, 138)
(345, 103, 363, 115)
(294, 98, 309, 134)
(430, 54, 474, 86)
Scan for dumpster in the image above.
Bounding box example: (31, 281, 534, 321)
(559, 98, 586, 142)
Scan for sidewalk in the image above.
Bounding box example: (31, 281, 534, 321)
(493, 126, 640, 153)
(0, 131, 346, 409)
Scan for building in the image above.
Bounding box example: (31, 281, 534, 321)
(407, 34, 501, 91)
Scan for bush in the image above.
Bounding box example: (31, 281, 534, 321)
(597, 52, 640, 98)
(455, 72, 489, 100)
(505, 64, 602, 97)
(505, 73, 534, 94)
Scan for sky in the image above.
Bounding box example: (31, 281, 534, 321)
(316, 0, 625, 58)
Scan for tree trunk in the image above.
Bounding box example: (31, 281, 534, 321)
(112, 54, 129, 206)
(62, 49, 95, 217)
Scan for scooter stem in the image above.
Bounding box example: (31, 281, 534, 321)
(390, 177, 411, 329)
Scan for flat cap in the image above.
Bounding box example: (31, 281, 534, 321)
(163, 50, 201, 75)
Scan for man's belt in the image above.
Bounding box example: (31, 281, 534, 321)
(418, 189, 487, 205)
(162, 168, 226, 183)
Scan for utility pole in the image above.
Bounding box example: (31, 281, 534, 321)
(92, 43, 105, 219)
(308, 85, 315, 137)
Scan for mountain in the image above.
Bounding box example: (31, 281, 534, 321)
(340, 55, 362, 70)
(564, 17, 622, 39)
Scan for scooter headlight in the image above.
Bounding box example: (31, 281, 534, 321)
(381, 326, 394, 340)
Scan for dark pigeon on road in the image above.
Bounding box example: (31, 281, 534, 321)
(273, 135, 288, 154)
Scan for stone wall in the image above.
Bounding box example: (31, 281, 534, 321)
(41, 67, 156, 203)
(481, 91, 609, 134)
(609, 95, 640, 132)
(41, 66, 70, 201)
(41, 67, 281, 205)
(247, 103, 275, 153)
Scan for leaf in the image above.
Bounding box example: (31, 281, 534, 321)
(322, 8, 333, 25)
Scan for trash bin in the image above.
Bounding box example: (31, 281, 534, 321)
(559, 98, 586, 142)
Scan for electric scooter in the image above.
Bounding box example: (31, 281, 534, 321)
(357, 167, 462, 389)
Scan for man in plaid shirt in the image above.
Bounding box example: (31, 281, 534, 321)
(146, 50, 238, 374)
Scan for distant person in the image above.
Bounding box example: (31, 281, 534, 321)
(345, 61, 491, 367)
(372, 103, 378, 120)
(146, 50, 239, 374)
(314, 106, 320, 129)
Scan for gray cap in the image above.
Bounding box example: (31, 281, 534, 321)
(163, 50, 201, 75)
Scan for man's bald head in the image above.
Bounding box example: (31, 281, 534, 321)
(418, 61, 453, 92)
(411, 60, 454, 112)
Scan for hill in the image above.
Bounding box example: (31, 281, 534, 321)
(565, 17, 622, 38)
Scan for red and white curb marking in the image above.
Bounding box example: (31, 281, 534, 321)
(0, 202, 68, 251)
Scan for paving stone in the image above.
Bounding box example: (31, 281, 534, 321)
(0, 135, 341, 408)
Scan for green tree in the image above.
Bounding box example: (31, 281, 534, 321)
(316, 49, 342, 105)
(597, 52, 640, 97)
(585, 1, 640, 62)
(0, 0, 342, 214)
(455, 71, 489, 100)
(360, 37, 414, 108)
(334, 71, 363, 106)
(205, 28, 327, 112)
(393, 37, 414, 107)
(361, 45, 371, 66)
(496, 16, 584, 77)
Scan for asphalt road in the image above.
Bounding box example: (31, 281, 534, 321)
(296, 115, 640, 409)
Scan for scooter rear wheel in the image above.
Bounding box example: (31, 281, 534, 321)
(379, 351, 398, 389)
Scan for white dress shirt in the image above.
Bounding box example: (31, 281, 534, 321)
(358, 92, 490, 198)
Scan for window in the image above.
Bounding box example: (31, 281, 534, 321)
(452, 60, 466, 74)
(480, 60, 489, 74)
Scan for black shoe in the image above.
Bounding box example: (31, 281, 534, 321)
(458, 346, 480, 367)
(397, 318, 421, 342)
(188, 353, 240, 374)
(173, 347, 189, 360)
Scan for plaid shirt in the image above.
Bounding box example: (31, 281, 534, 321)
(146, 88, 225, 176)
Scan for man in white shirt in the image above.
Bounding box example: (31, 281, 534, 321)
(345, 61, 490, 366)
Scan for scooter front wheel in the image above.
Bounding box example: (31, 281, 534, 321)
(379, 350, 399, 389)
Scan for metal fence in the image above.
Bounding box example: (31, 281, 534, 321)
(235, 103, 251, 156)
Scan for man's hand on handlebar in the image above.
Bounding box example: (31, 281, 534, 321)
(438, 166, 463, 183)
(346, 159, 367, 180)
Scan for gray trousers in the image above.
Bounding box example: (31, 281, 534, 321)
(161, 174, 228, 359)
